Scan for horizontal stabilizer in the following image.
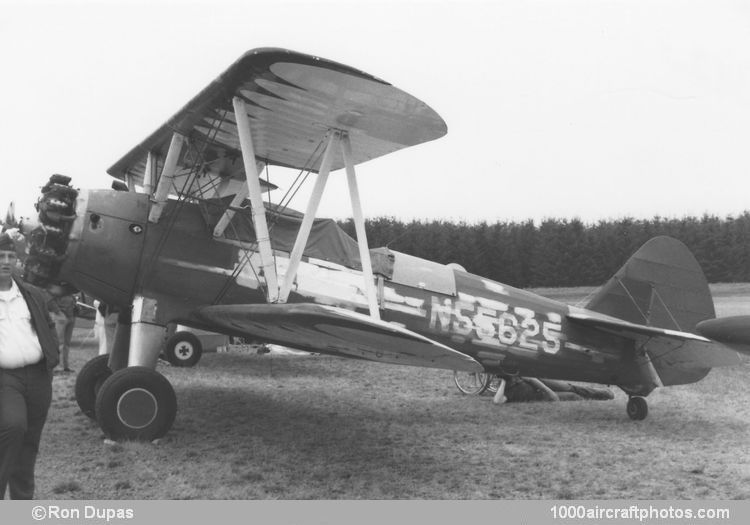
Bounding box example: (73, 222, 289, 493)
(195, 303, 482, 372)
(568, 311, 711, 343)
(580, 236, 736, 387)
(568, 311, 742, 384)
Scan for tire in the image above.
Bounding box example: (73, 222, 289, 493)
(164, 331, 203, 367)
(95, 367, 177, 441)
(74, 354, 112, 419)
(626, 396, 649, 421)
(453, 370, 492, 395)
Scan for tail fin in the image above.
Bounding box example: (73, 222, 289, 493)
(586, 236, 715, 332)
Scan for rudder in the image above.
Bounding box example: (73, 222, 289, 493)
(586, 236, 716, 387)
(586, 236, 715, 332)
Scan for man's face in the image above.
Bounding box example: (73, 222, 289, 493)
(0, 249, 18, 278)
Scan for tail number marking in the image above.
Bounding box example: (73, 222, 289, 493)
(429, 298, 562, 354)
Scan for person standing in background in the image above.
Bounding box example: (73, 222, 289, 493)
(48, 282, 78, 373)
(94, 301, 117, 356)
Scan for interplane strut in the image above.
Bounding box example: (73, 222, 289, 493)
(227, 103, 379, 316)
(232, 96, 280, 303)
(149, 133, 186, 223)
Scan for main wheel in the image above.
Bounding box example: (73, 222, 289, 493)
(453, 370, 492, 395)
(164, 331, 202, 367)
(74, 354, 112, 419)
(626, 396, 648, 420)
(95, 367, 177, 441)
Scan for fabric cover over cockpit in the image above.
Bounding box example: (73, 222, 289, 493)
(205, 199, 457, 297)
(204, 199, 362, 269)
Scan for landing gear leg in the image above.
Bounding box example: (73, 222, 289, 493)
(94, 295, 177, 440)
(107, 310, 132, 372)
(492, 378, 507, 405)
(626, 396, 648, 420)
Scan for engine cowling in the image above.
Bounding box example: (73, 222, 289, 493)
(24, 174, 150, 308)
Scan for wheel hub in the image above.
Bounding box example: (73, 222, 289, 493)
(116, 388, 158, 429)
(176, 342, 194, 359)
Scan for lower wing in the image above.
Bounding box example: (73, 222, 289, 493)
(194, 303, 483, 372)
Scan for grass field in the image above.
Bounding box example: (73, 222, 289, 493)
(33, 285, 750, 499)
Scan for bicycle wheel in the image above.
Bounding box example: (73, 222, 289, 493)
(453, 370, 492, 395)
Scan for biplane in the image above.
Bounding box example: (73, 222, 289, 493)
(21, 48, 750, 441)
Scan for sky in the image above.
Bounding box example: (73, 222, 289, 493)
(2, 0, 750, 225)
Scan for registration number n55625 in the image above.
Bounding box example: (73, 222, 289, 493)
(428, 297, 563, 354)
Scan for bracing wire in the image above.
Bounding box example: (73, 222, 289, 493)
(267, 138, 326, 230)
(615, 277, 650, 324)
(138, 112, 228, 288)
(210, 131, 328, 304)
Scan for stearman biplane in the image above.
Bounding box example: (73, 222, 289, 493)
(22, 48, 750, 441)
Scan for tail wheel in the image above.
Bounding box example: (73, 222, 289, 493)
(453, 370, 492, 395)
(626, 396, 649, 420)
(164, 331, 203, 367)
(74, 354, 112, 419)
(95, 367, 177, 441)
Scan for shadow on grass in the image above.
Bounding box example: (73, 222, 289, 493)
(36, 332, 750, 499)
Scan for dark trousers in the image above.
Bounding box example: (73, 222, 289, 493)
(0, 361, 52, 499)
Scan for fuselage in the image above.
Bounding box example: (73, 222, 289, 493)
(55, 189, 645, 390)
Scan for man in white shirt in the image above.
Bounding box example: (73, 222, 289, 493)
(0, 233, 59, 499)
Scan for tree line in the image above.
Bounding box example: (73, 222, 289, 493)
(338, 212, 750, 287)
